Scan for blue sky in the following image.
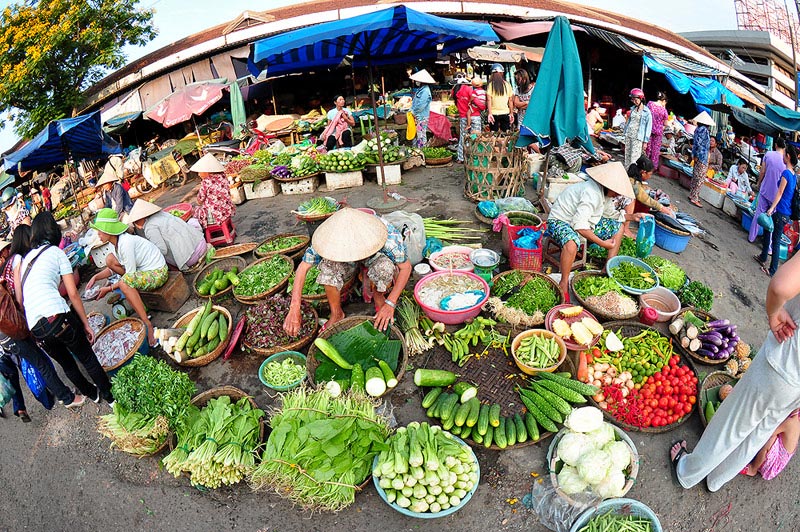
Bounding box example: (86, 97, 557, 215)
(0, 0, 741, 153)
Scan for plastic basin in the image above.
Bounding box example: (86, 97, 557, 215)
(164, 202, 193, 221)
(606, 255, 660, 295)
(654, 223, 691, 253)
(414, 271, 489, 325)
(639, 287, 681, 322)
(258, 351, 307, 391)
(570, 498, 662, 532)
(429, 245, 475, 273)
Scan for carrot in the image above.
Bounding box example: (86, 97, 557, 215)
(577, 350, 589, 382)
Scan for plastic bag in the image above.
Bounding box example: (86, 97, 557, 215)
(20, 357, 55, 410)
(383, 211, 425, 266)
(423, 237, 443, 258)
(477, 201, 500, 218)
(526, 479, 601, 532)
(635, 215, 655, 258)
(494, 197, 536, 214)
(0, 372, 13, 408)
(513, 228, 543, 250)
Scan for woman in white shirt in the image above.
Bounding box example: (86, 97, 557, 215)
(726, 159, 753, 197)
(19, 212, 112, 405)
(86, 208, 167, 347)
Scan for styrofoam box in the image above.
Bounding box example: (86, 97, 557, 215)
(722, 195, 740, 219)
(699, 180, 725, 209)
(90, 242, 115, 267)
(325, 171, 363, 191)
(244, 179, 280, 200)
(280, 176, 319, 195)
(545, 173, 586, 204)
(375, 165, 401, 185)
(230, 184, 246, 205)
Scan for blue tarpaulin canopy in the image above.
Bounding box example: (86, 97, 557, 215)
(643, 55, 744, 110)
(4, 111, 121, 176)
(248, 5, 499, 77)
(765, 104, 800, 133)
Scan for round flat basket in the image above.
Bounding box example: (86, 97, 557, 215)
(210, 242, 259, 259)
(426, 155, 453, 166)
(570, 270, 639, 322)
(570, 498, 662, 532)
(97, 318, 147, 373)
(253, 233, 309, 260)
(374, 433, 479, 518)
(473, 205, 495, 226)
(489, 270, 564, 327)
(192, 256, 248, 299)
(670, 308, 731, 366)
(547, 426, 640, 509)
(171, 305, 233, 367)
(545, 304, 602, 351)
(292, 197, 341, 223)
(272, 171, 321, 183)
(233, 255, 293, 305)
(590, 321, 699, 433)
(241, 302, 318, 357)
(87, 311, 110, 335)
(699, 371, 738, 427)
(306, 316, 407, 396)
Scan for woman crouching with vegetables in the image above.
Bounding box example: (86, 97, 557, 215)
(283, 208, 412, 334)
(545, 161, 641, 298)
(86, 208, 167, 347)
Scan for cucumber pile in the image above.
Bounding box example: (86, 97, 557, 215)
(196, 266, 239, 296)
(317, 150, 365, 173)
(172, 301, 229, 361)
(289, 155, 319, 177)
(314, 338, 398, 398)
(415, 368, 599, 449)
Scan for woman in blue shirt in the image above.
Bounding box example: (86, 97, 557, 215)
(757, 146, 798, 276)
(410, 70, 435, 148)
(688, 112, 714, 208)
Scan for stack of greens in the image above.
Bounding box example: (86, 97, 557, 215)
(642, 256, 687, 291)
(234, 256, 292, 298)
(162, 396, 263, 489)
(249, 388, 391, 512)
(489, 271, 558, 326)
(573, 275, 623, 299)
(679, 281, 714, 312)
(286, 265, 325, 296)
(97, 355, 195, 456)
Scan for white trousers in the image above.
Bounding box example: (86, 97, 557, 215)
(676, 353, 800, 491)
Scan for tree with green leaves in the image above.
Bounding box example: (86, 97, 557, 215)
(0, 0, 157, 138)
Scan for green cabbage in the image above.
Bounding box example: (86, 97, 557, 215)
(586, 423, 615, 448)
(594, 469, 626, 499)
(557, 432, 592, 466)
(604, 440, 632, 471)
(557, 465, 588, 495)
(577, 449, 612, 485)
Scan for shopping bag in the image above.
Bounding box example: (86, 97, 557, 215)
(635, 215, 655, 258)
(20, 357, 55, 410)
(0, 372, 13, 408)
(406, 113, 416, 141)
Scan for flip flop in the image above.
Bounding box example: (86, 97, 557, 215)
(669, 440, 688, 487)
(689, 199, 703, 208)
(753, 255, 767, 268)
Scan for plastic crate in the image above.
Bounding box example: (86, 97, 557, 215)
(324, 170, 363, 191)
(280, 176, 319, 195)
(243, 179, 280, 199)
(508, 240, 543, 271)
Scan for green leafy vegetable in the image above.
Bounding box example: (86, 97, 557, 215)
(573, 275, 623, 299)
(642, 256, 686, 291)
(679, 281, 714, 312)
(261, 357, 306, 387)
(257, 236, 305, 254)
(608, 261, 656, 290)
(492, 271, 558, 316)
(233, 256, 292, 297)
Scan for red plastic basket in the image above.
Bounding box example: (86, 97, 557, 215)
(508, 240, 543, 271)
(163, 203, 193, 222)
(501, 215, 545, 255)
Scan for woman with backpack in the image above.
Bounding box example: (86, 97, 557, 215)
(0, 226, 87, 412)
(17, 212, 112, 406)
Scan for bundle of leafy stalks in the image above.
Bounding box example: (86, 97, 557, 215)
(97, 355, 195, 456)
(162, 396, 263, 489)
(422, 218, 485, 245)
(249, 388, 391, 512)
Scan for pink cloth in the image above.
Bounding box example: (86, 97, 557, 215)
(194, 173, 235, 228)
(758, 436, 794, 480)
(320, 110, 351, 147)
(427, 112, 453, 141)
(646, 102, 668, 169)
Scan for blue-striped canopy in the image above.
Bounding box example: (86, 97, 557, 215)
(248, 5, 499, 77)
(4, 111, 121, 175)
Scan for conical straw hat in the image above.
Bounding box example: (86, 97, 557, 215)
(95, 163, 120, 187)
(410, 69, 436, 84)
(586, 161, 635, 199)
(311, 208, 388, 262)
(127, 199, 163, 224)
(692, 111, 715, 127)
(190, 153, 225, 173)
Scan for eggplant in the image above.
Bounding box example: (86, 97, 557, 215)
(698, 332, 723, 345)
(703, 343, 719, 354)
(697, 348, 718, 359)
(707, 319, 730, 328)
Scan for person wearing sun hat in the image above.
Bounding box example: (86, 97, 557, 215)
(127, 199, 206, 271)
(688, 111, 715, 207)
(95, 163, 133, 216)
(87, 208, 167, 347)
(410, 69, 435, 148)
(1, 187, 31, 232)
(190, 153, 235, 229)
(283, 208, 412, 335)
(545, 161, 645, 297)
(487, 63, 513, 132)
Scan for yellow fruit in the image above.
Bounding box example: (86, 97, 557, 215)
(559, 306, 584, 318)
(725, 359, 739, 376)
(552, 319, 572, 339)
(735, 341, 751, 359)
(570, 322, 594, 346)
(580, 317, 604, 336)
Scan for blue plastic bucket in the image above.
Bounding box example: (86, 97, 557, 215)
(654, 222, 691, 253)
(741, 211, 763, 236)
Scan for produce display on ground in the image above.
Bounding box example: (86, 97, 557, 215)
(373, 422, 479, 515)
(586, 237, 636, 261)
(292, 196, 340, 218)
(573, 275, 624, 299)
(311, 321, 402, 398)
(242, 295, 316, 352)
(93, 322, 142, 367)
(702, 376, 737, 425)
(608, 261, 657, 292)
(224, 157, 253, 177)
(362, 135, 404, 164)
(163, 396, 263, 488)
(396, 294, 434, 356)
(256, 235, 306, 255)
(489, 271, 560, 326)
(97, 355, 196, 456)
(547, 305, 604, 349)
(169, 301, 229, 361)
(642, 255, 687, 291)
(233, 256, 292, 298)
(416, 273, 484, 311)
(678, 280, 714, 312)
(196, 265, 239, 296)
(551, 407, 636, 500)
(514, 331, 562, 370)
(669, 311, 739, 363)
(87, 313, 107, 335)
(422, 147, 452, 160)
(249, 388, 390, 512)
(577, 509, 655, 532)
(289, 154, 319, 177)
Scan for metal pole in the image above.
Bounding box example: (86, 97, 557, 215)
(785, 0, 799, 111)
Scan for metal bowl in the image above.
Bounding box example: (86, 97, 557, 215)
(470, 248, 500, 269)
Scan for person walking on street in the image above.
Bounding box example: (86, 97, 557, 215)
(751, 137, 787, 243)
(646, 92, 669, 171)
(623, 88, 652, 168)
(688, 111, 715, 208)
(409, 70, 435, 149)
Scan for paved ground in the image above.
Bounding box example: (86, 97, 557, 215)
(2, 159, 798, 532)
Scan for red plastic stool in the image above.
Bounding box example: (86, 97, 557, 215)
(204, 217, 236, 246)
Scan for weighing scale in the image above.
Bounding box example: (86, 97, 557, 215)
(470, 249, 499, 285)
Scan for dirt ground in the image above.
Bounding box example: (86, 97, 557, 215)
(2, 156, 798, 532)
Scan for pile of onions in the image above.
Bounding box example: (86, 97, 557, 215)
(584, 363, 635, 409)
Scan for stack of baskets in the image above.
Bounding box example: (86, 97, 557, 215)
(463, 133, 527, 202)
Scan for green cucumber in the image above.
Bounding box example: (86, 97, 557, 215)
(449, 423, 462, 436)
(314, 338, 353, 370)
(505, 416, 516, 446)
(378, 360, 398, 388)
(422, 387, 443, 409)
(413, 369, 457, 387)
(365, 366, 387, 397)
(428, 392, 450, 419)
(488, 403, 501, 427)
(513, 413, 527, 443)
(217, 314, 228, 342)
(494, 418, 508, 449)
(471, 429, 484, 444)
(439, 394, 460, 422)
(483, 425, 494, 448)
(460, 425, 472, 440)
(454, 401, 471, 427)
(452, 381, 478, 403)
(465, 397, 481, 428)
(477, 404, 490, 436)
(524, 413, 540, 441)
(442, 413, 455, 431)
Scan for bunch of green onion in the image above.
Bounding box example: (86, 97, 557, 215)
(422, 218, 485, 245)
(396, 294, 433, 356)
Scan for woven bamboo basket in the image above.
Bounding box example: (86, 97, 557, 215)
(589, 321, 699, 433)
(425, 155, 453, 166)
(211, 242, 259, 259)
(98, 318, 147, 373)
(670, 308, 730, 366)
(233, 254, 293, 305)
(299, 271, 357, 306)
(192, 256, 248, 299)
(570, 270, 639, 322)
(253, 233, 309, 260)
(241, 301, 318, 357)
(488, 270, 563, 327)
(171, 305, 233, 367)
(699, 371, 737, 427)
(463, 132, 527, 202)
(306, 316, 407, 395)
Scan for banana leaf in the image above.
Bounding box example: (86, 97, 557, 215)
(315, 321, 401, 382)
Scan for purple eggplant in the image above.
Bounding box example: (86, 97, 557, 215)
(697, 348, 718, 359)
(699, 332, 723, 345)
(707, 319, 730, 328)
(703, 343, 719, 354)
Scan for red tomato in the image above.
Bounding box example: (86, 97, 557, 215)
(689, 395, 697, 404)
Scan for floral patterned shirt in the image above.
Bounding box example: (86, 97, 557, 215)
(194, 173, 235, 228)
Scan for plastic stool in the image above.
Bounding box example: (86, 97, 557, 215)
(204, 217, 236, 246)
(542, 235, 588, 272)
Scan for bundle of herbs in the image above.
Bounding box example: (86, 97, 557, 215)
(249, 388, 391, 512)
(162, 396, 263, 489)
(488, 271, 559, 326)
(243, 295, 316, 351)
(396, 294, 433, 356)
(233, 256, 292, 298)
(97, 355, 195, 456)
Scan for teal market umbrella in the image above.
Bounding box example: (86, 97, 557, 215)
(229, 81, 247, 137)
(518, 16, 593, 153)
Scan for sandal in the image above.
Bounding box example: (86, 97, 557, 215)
(689, 199, 703, 208)
(753, 255, 767, 268)
(669, 440, 688, 487)
(15, 410, 31, 423)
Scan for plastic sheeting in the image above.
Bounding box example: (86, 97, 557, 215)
(765, 105, 800, 133)
(643, 56, 744, 109)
